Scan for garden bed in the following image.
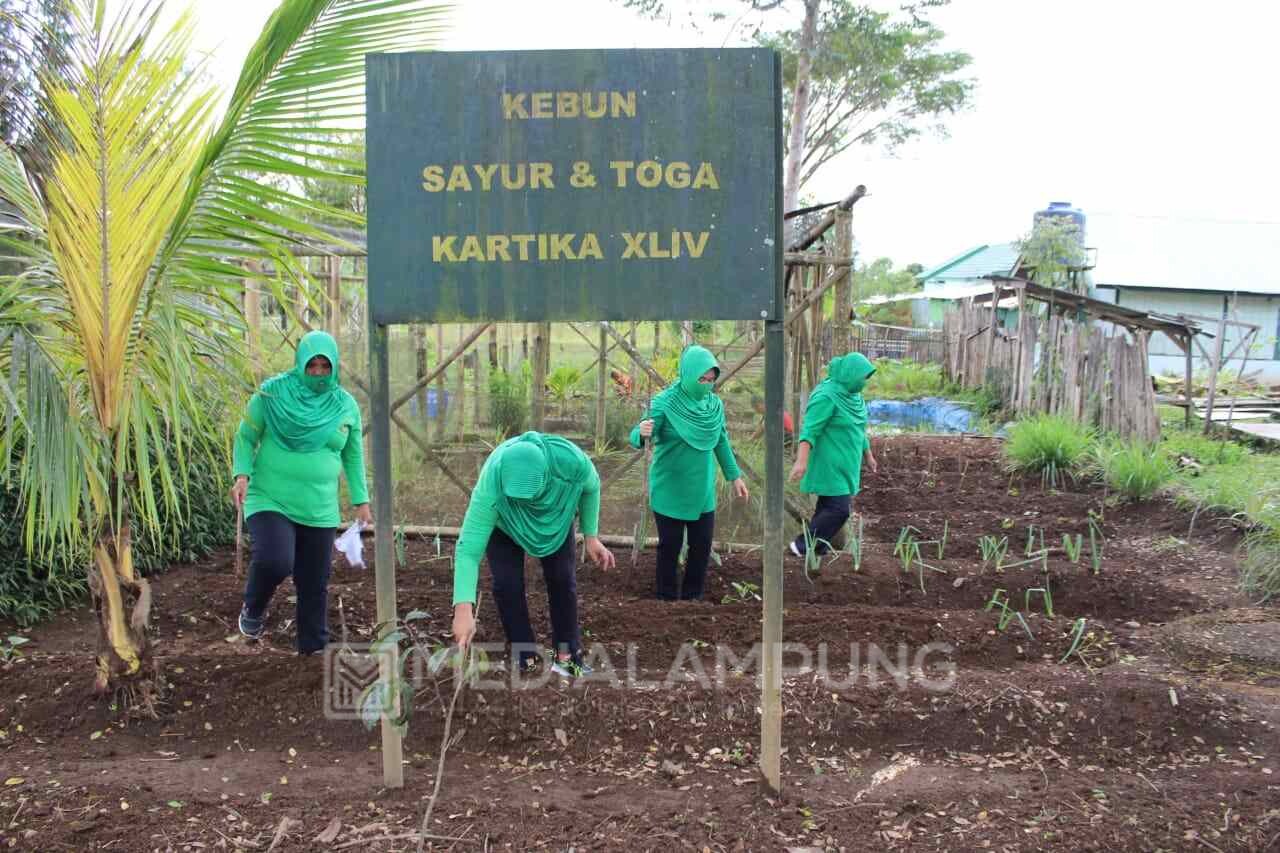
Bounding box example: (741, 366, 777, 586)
(2, 435, 1278, 851)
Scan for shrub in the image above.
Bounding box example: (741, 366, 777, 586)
(0, 442, 234, 626)
(1092, 439, 1174, 501)
(1241, 530, 1280, 603)
(489, 365, 529, 438)
(601, 397, 639, 451)
(1003, 414, 1093, 487)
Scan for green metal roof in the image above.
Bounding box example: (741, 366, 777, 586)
(919, 242, 1022, 283)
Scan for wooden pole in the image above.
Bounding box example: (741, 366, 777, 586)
(1202, 297, 1229, 434)
(601, 321, 666, 386)
(832, 206, 852, 355)
(243, 262, 263, 380)
(455, 326, 467, 442)
(596, 325, 608, 450)
(368, 321, 404, 788)
(531, 322, 549, 430)
(474, 342, 485, 429)
(326, 255, 341, 339)
(1183, 333, 1193, 430)
(761, 55, 785, 794)
(434, 325, 446, 442)
(413, 324, 429, 424)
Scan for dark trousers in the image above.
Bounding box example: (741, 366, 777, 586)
(792, 495, 851, 556)
(654, 511, 716, 601)
(243, 511, 336, 654)
(486, 526, 579, 667)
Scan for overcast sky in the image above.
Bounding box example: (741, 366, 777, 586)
(181, 0, 1280, 287)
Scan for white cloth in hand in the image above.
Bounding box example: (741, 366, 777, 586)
(334, 520, 366, 568)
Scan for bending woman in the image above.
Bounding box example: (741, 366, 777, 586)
(789, 352, 878, 557)
(230, 331, 372, 653)
(450, 431, 615, 676)
(631, 345, 748, 601)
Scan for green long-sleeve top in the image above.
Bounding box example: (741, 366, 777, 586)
(798, 352, 875, 497)
(452, 433, 601, 606)
(232, 391, 369, 528)
(629, 417, 741, 520)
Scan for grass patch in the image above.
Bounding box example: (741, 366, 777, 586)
(1158, 420, 1280, 602)
(1092, 439, 1175, 500)
(1003, 414, 1093, 487)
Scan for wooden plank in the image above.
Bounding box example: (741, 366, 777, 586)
(1202, 299, 1230, 434)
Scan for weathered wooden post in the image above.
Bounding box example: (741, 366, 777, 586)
(596, 325, 608, 449)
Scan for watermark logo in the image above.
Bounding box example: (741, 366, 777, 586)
(323, 644, 397, 720)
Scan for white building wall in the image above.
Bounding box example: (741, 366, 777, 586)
(1099, 288, 1280, 382)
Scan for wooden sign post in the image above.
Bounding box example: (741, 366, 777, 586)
(365, 48, 785, 789)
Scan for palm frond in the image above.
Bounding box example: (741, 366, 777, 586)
(162, 0, 449, 276)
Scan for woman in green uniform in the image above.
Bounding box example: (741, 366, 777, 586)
(450, 431, 615, 675)
(631, 345, 748, 601)
(788, 352, 878, 557)
(230, 331, 372, 653)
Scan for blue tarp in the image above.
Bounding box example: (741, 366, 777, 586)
(866, 397, 974, 433)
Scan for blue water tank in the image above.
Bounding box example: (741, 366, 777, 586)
(1034, 201, 1086, 246)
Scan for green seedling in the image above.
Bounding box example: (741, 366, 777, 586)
(394, 523, 407, 568)
(937, 520, 949, 561)
(1059, 617, 1102, 671)
(979, 535, 1009, 569)
(983, 590, 1034, 639)
(1088, 518, 1104, 575)
(1025, 586, 1054, 618)
(1062, 533, 1083, 564)
(1, 635, 30, 663)
(850, 514, 864, 572)
(722, 581, 762, 605)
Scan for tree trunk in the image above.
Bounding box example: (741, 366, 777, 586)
(783, 0, 821, 216)
(89, 492, 155, 707)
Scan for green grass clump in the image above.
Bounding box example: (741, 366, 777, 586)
(1003, 414, 1093, 487)
(1092, 439, 1174, 501)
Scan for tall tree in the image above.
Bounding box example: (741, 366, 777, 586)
(0, 0, 448, 706)
(618, 0, 973, 210)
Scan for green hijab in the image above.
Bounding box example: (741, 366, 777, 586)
(650, 345, 724, 451)
(494, 432, 584, 554)
(259, 331, 348, 452)
(813, 352, 875, 426)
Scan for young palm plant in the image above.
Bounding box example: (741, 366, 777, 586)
(0, 0, 446, 706)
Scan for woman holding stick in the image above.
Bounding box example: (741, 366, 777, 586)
(631, 345, 748, 601)
(230, 330, 372, 653)
(451, 431, 615, 676)
(789, 352, 878, 557)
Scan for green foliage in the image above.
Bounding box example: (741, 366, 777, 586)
(1091, 439, 1174, 501)
(545, 365, 583, 414)
(1240, 530, 1280, 603)
(602, 397, 639, 452)
(1003, 415, 1093, 487)
(1017, 216, 1086, 292)
(870, 359, 944, 400)
(851, 257, 920, 326)
(0, 438, 234, 626)
(488, 366, 529, 439)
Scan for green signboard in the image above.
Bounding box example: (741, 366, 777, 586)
(366, 49, 781, 323)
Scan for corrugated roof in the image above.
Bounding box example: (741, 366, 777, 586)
(1097, 281, 1280, 296)
(860, 282, 1019, 308)
(918, 243, 1022, 283)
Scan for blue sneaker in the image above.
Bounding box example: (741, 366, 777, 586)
(238, 605, 265, 640)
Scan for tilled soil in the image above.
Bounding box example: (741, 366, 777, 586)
(1, 435, 1278, 851)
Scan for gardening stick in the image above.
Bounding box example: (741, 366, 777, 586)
(234, 505, 244, 578)
(417, 594, 484, 853)
(633, 397, 656, 568)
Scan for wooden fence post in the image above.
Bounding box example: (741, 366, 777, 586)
(596, 325, 608, 450)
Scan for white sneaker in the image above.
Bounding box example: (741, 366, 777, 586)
(789, 541, 803, 558)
